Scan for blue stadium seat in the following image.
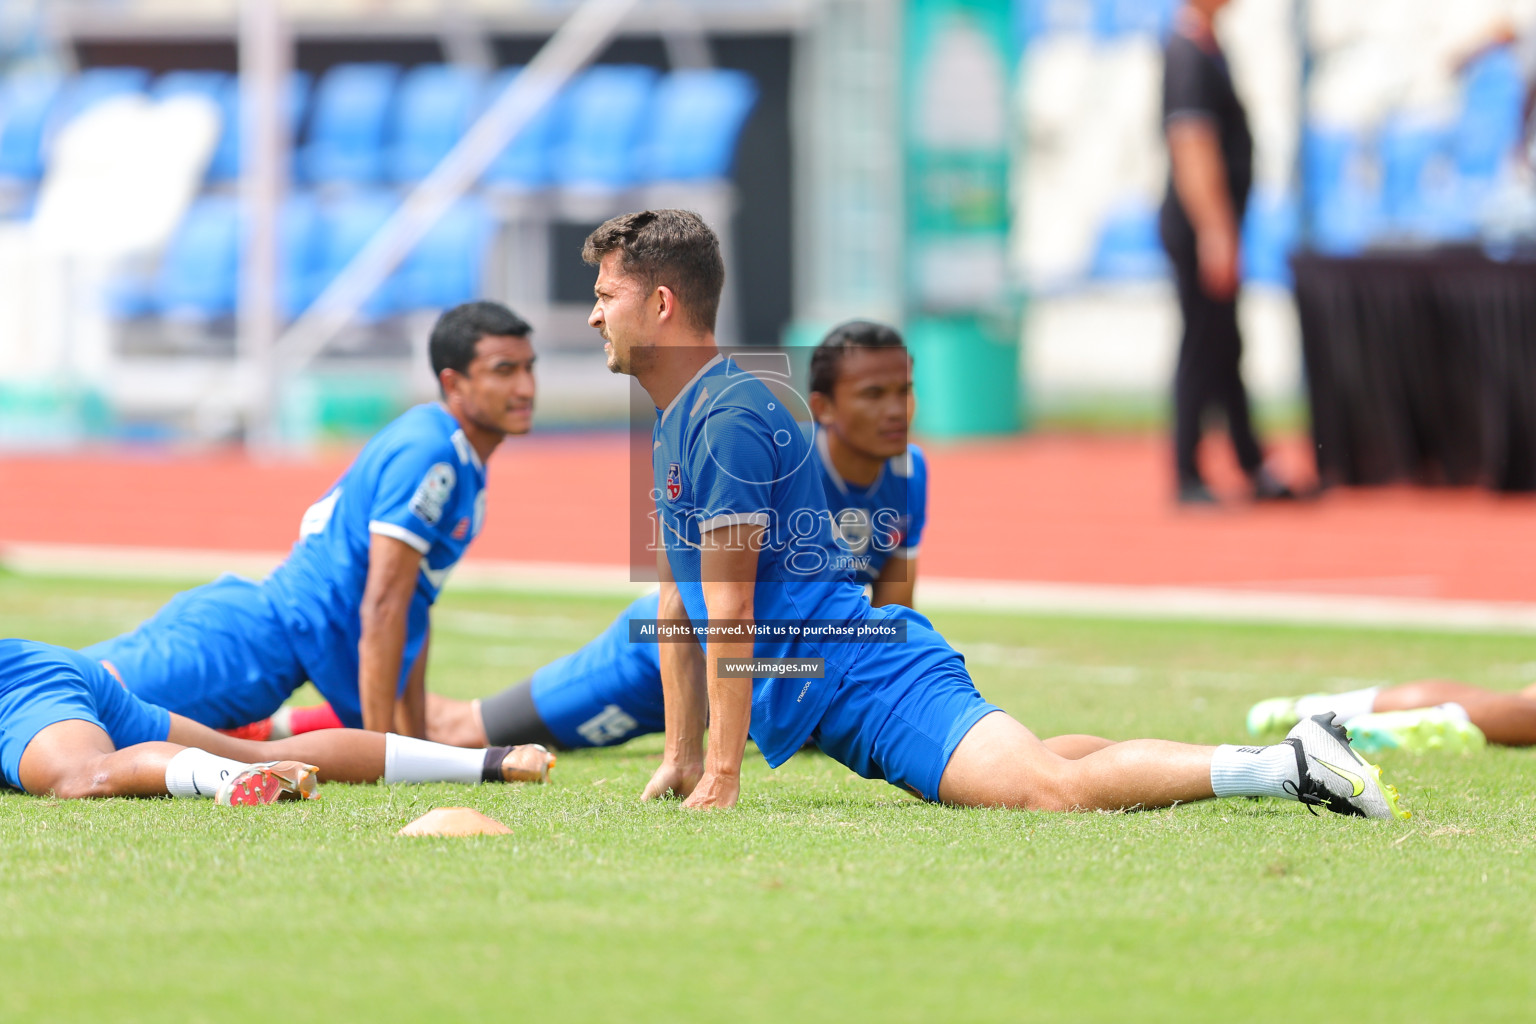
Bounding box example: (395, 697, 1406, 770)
(152, 71, 235, 180)
(309, 192, 398, 319)
(1241, 189, 1298, 286)
(47, 67, 150, 141)
(106, 272, 156, 320)
(642, 70, 757, 181)
(0, 72, 63, 180)
(155, 195, 241, 319)
(204, 71, 312, 183)
(1408, 174, 1479, 242)
(396, 199, 492, 310)
(1092, 0, 1177, 39)
(1303, 125, 1363, 204)
(1379, 119, 1452, 231)
(389, 64, 483, 183)
(482, 66, 570, 189)
(1456, 50, 1523, 180)
(280, 192, 321, 318)
(1311, 185, 1382, 256)
(1303, 125, 1383, 252)
(300, 63, 400, 185)
(552, 65, 658, 189)
(1018, 0, 1094, 44)
(1090, 201, 1168, 280)
(151, 69, 229, 106)
(113, 192, 325, 322)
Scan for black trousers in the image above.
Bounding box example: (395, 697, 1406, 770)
(1163, 227, 1265, 485)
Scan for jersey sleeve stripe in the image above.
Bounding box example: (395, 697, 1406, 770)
(1164, 108, 1217, 126)
(368, 520, 432, 554)
(697, 512, 771, 533)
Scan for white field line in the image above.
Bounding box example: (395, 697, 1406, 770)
(0, 542, 652, 597)
(913, 579, 1536, 634)
(5, 541, 1536, 634)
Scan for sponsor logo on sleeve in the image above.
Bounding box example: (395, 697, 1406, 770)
(452, 517, 469, 540)
(299, 489, 341, 539)
(409, 463, 456, 526)
(666, 462, 683, 501)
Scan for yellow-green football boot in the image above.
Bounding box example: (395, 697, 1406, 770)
(1246, 694, 1325, 736)
(1344, 704, 1487, 755)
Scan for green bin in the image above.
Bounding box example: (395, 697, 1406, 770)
(905, 315, 1022, 438)
(278, 374, 408, 444)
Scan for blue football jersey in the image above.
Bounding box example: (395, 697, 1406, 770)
(262, 403, 487, 726)
(809, 425, 928, 585)
(651, 354, 876, 767)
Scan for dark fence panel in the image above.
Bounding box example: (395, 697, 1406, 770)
(1294, 249, 1536, 491)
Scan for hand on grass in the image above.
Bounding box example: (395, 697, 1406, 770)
(1198, 226, 1240, 300)
(680, 770, 739, 810)
(641, 759, 703, 802)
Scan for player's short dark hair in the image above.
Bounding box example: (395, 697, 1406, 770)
(809, 320, 909, 397)
(581, 209, 725, 333)
(429, 301, 532, 389)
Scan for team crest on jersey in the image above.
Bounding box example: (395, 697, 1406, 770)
(409, 462, 456, 525)
(451, 517, 470, 540)
(666, 462, 682, 501)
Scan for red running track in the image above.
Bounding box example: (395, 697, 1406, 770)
(3, 431, 1534, 602)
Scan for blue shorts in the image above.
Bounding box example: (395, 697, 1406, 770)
(530, 591, 666, 748)
(809, 606, 998, 803)
(0, 639, 172, 790)
(82, 574, 307, 730)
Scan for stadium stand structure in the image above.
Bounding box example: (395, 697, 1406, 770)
(0, 61, 756, 318)
(0, 57, 758, 434)
(1020, 0, 1526, 285)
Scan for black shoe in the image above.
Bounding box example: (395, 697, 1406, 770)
(1178, 480, 1219, 506)
(1252, 467, 1296, 501)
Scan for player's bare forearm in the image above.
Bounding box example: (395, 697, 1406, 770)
(658, 576, 706, 765)
(685, 527, 762, 809)
(1167, 119, 1234, 239)
(642, 555, 707, 802)
(703, 634, 753, 779)
(393, 630, 429, 738)
(359, 533, 422, 733)
(871, 554, 917, 608)
(359, 604, 408, 733)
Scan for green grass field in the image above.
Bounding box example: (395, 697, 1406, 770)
(2, 571, 1534, 1023)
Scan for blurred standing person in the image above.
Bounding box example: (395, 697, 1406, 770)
(1160, 0, 1291, 505)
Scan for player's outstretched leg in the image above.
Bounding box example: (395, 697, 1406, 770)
(939, 710, 1405, 819)
(168, 715, 555, 786)
(219, 686, 566, 751)
(16, 719, 316, 805)
(1247, 679, 1536, 748)
(426, 693, 489, 748)
(221, 703, 346, 742)
(1043, 734, 1116, 759)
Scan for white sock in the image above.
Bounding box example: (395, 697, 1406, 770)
(1347, 702, 1470, 731)
(1296, 686, 1380, 723)
(165, 748, 254, 799)
(269, 707, 295, 740)
(384, 733, 485, 785)
(1211, 743, 1300, 799)
(1435, 702, 1471, 722)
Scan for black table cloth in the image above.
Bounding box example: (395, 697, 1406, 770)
(1292, 247, 1536, 491)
